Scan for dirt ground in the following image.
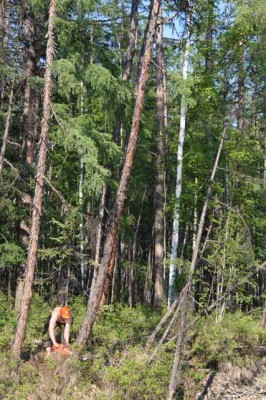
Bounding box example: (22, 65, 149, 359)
(195, 357, 266, 399)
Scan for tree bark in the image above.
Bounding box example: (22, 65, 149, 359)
(167, 285, 190, 400)
(168, 14, 191, 307)
(77, 0, 161, 349)
(0, 0, 10, 110)
(99, 0, 140, 305)
(146, 295, 180, 351)
(122, 0, 139, 81)
(0, 77, 14, 175)
(205, 0, 214, 74)
(15, 0, 38, 314)
(12, 0, 56, 358)
(144, 244, 153, 304)
(261, 298, 266, 328)
(153, 2, 166, 309)
(237, 40, 245, 131)
(22, 0, 38, 164)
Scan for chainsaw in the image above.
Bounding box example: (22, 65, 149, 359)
(52, 343, 71, 356)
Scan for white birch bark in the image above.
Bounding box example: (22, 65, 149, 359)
(168, 17, 191, 308)
(0, 77, 14, 175)
(79, 81, 86, 293)
(79, 155, 85, 291)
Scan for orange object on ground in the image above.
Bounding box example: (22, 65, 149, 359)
(52, 344, 71, 356)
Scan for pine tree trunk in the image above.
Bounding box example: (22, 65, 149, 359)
(77, 0, 161, 349)
(122, 0, 139, 81)
(95, 184, 107, 264)
(263, 131, 266, 187)
(144, 244, 153, 304)
(168, 16, 191, 307)
(99, 0, 139, 305)
(128, 245, 134, 307)
(0, 0, 10, 109)
(15, 276, 25, 313)
(12, 0, 56, 358)
(153, 2, 166, 308)
(261, 298, 266, 328)
(22, 0, 37, 164)
(15, 0, 38, 314)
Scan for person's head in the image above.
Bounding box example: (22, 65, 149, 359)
(60, 306, 71, 319)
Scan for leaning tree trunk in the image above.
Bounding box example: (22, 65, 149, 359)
(99, 0, 140, 305)
(153, 1, 166, 309)
(12, 0, 56, 358)
(77, 0, 161, 349)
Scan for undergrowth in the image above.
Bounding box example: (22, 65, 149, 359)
(0, 293, 265, 399)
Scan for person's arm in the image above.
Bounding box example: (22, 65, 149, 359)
(49, 312, 59, 347)
(63, 318, 72, 345)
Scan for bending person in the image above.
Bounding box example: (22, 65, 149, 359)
(43, 306, 72, 356)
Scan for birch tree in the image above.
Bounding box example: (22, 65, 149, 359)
(168, 11, 191, 307)
(0, 78, 14, 175)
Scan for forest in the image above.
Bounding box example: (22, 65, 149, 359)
(0, 0, 266, 398)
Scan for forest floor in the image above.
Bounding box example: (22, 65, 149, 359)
(2, 345, 266, 399)
(21, 351, 266, 400)
(195, 356, 266, 400)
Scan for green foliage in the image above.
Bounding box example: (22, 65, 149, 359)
(87, 304, 172, 399)
(94, 304, 160, 348)
(105, 345, 171, 399)
(0, 292, 17, 350)
(51, 107, 121, 198)
(25, 294, 51, 350)
(67, 295, 87, 336)
(168, 71, 196, 109)
(84, 64, 132, 109)
(53, 59, 79, 100)
(237, 0, 266, 30)
(198, 210, 257, 308)
(0, 243, 25, 269)
(192, 312, 266, 366)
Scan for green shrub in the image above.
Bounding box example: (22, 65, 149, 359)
(25, 293, 51, 351)
(104, 345, 172, 399)
(93, 304, 161, 350)
(192, 311, 266, 365)
(0, 292, 17, 350)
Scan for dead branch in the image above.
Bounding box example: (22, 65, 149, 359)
(167, 129, 226, 399)
(145, 295, 180, 351)
(147, 299, 181, 364)
(43, 176, 72, 212)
